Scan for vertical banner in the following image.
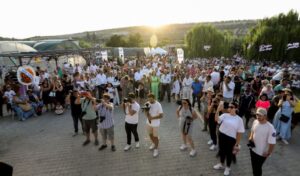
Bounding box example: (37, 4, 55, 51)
(95, 51, 101, 64)
(177, 48, 184, 64)
(118, 47, 124, 63)
(101, 50, 108, 61)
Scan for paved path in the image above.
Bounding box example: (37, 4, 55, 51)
(0, 102, 300, 176)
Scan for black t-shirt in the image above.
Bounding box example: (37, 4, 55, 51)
(70, 95, 82, 114)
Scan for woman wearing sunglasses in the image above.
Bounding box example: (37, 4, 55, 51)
(176, 98, 198, 157)
(213, 102, 245, 176)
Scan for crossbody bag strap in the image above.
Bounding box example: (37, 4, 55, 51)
(82, 99, 91, 112)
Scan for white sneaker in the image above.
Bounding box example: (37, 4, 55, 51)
(209, 144, 217, 151)
(207, 140, 213, 145)
(149, 143, 155, 150)
(180, 144, 188, 151)
(124, 144, 131, 151)
(224, 167, 231, 176)
(282, 139, 289, 145)
(153, 149, 159, 157)
(135, 142, 140, 148)
(189, 149, 197, 157)
(213, 163, 224, 170)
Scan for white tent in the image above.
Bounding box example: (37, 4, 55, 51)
(150, 47, 167, 56)
(0, 41, 37, 54)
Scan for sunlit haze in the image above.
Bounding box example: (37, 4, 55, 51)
(0, 0, 299, 38)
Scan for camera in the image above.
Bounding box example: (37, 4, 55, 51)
(283, 94, 287, 101)
(176, 100, 182, 106)
(99, 116, 105, 123)
(185, 116, 193, 124)
(141, 102, 151, 112)
(247, 140, 256, 148)
(123, 97, 131, 103)
(223, 102, 229, 109)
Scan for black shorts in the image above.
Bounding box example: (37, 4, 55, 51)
(83, 119, 98, 133)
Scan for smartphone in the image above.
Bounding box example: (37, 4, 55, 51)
(81, 91, 88, 96)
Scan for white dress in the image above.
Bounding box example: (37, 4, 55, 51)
(172, 80, 180, 94)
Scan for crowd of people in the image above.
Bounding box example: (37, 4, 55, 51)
(1, 56, 300, 176)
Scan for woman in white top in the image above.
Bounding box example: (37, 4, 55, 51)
(171, 75, 181, 101)
(176, 99, 198, 157)
(213, 102, 245, 176)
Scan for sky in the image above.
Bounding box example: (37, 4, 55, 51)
(1, 0, 299, 39)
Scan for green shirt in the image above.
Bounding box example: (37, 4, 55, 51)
(81, 98, 97, 120)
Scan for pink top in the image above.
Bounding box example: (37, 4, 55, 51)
(255, 100, 270, 110)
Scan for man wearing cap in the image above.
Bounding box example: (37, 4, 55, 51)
(248, 108, 276, 176)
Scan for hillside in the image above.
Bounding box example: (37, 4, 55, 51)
(2, 20, 257, 46)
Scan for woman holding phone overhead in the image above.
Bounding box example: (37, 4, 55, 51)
(213, 102, 245, 176)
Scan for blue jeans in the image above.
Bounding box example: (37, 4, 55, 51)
(13, 106, 35, 120)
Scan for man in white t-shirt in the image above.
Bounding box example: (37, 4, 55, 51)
(210, 68, 220, 86)
(123, 93, 140, 151)
(249, 108, 276, 176)
(144, 93, 163, 157)
(3, 85, 16, 113)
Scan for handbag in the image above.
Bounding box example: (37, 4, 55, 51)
(279, 114, 290, 123)
(279, 106, 290, 123)
(49, 91, 56, 97)
(19, 103, 32, 112)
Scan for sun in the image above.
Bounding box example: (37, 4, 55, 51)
(146, 21, 165, 29)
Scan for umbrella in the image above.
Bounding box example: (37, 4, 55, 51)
(0, 41, 37, 54)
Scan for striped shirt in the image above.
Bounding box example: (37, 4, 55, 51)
(97, 103, 114, 129)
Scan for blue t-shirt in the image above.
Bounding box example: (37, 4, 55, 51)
(192, 82, 202, 95)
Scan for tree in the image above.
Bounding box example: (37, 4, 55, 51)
(79, 40, 92, 49)
(127, 33, 143, 47)
(244, 10, 300, 62)
(105, 35, 127, 47)
(185, 25, 233, 58)
(86, 32, 91, 41)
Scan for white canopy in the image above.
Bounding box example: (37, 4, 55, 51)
(150, 47, 167, 56)
(0, 41, 37, 54)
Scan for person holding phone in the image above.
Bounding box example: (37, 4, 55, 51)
(123, 93, 140, 151)
(248, 108, 276, 176)
(176, 98, 198, 157)
(273, 88, 296, 145)
(213, 102, 245, 176)
(81, 90, 98, 146)
(98, 93, 115, 151)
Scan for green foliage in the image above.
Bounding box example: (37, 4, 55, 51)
(105, 35, 127, 47)
(244, 10, 300, 62)
(127, 33, 143, 47)
(105, 33, 143, 47)
(79, 40, 92, 49)
(185, 25, 240, 58)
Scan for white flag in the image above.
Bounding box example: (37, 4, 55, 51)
(287, 42, 299, 50)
